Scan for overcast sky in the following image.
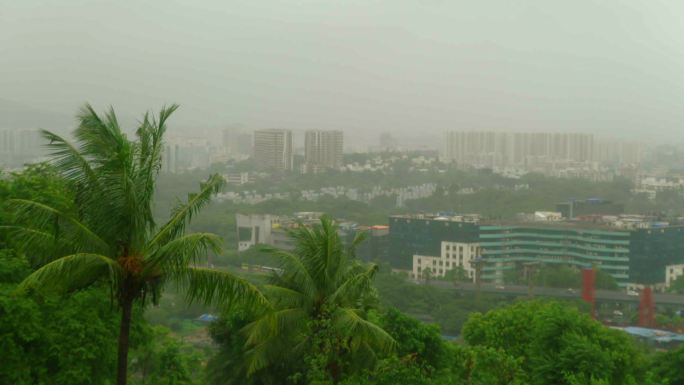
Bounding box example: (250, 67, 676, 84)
(2, 0, 684, 146)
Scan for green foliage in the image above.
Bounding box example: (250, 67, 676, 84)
(462, 301, 649, 385)
(0, 269, 120, 385)
(5, 105, 263, 385)
(668, 275, 684, 294)
(650, 344, 684, 385)
(130, 325, 203, 385)
(376, 308, 447, 370)
(210, 216, 394, 384)
(595, 269, 619, 290)
(374, 269, 505, 335)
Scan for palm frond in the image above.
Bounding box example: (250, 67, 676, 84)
(8, 198, 110, 255)
(331, 307, 396, 354)
(143, 232, 221, 275)
(40, 130, 99, 188)
(261, 284, 306, 309)
(243, 308, 306, 346)
(16, 253, 122, 295)
(0, 225, 69, 264)
(176, 267, 268, 308)
(149, 174, 225, 247)
(242, 308, 307, 375)
(264, 247, 317, 299)
(326, 263, 379, 306)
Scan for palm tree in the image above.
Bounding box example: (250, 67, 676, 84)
(242, 216, 395, 383)
(8, 104, 264, 385)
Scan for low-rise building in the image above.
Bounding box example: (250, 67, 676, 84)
(388, 212, 684, 287)
(388, 213, 481, 269)
(224, 172, 255, 185)
(412, 241, 480, 281)
(666, 264, 684, 288)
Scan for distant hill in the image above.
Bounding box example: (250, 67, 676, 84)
(0, 98, 73, 132)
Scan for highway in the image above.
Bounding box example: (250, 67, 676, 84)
(426, 281, 684, 307)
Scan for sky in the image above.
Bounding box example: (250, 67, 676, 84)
(2, 0, 684, 147)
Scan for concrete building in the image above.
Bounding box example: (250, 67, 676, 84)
(665, 264, 684, 288)
(254, 129, 293, 171)
(443, 131, 595, 168)
(162, 143, 179, 173)
(555, 198, 625, 219)
(0, 128, 44, 167)
(388, 213, 481, 269)
(236, 214, 276, 252)
(224, 172, 255, 186)
(303, 130, 343, 173)
(235, 212, 325, 252)
(388, 212, 684, 287)
(412, 241, 480, 281)
(348, 225, 390, 262)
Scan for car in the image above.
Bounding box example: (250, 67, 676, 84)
(495, 285, 505, 290)
(627, 290, 639, 296)
(567, 288, 576, 294)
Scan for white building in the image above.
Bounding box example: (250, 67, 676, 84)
(235, 214, 276, 251)
(412, 241, 480, 281)
(665, 264, 684, 288)
(224, 172, 254, 185)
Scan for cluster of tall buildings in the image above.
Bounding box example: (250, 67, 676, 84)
(253, 129, 343, 173)
(442, 131, 641, 169)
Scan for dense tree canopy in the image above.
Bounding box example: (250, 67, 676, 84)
(462, 301, 650, 385)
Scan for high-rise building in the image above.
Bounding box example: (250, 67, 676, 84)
(0, 128, 44, 167)
(162, 143, 179, 173)
(443, 131, 596, 168)
(253, 129, 293, 171)
(303, 130, 343, 173)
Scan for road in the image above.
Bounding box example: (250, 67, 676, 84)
(427, 281, 684, 306)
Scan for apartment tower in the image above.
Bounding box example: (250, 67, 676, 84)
(253, 129, 293, 171)
(303, 130, 343, 173)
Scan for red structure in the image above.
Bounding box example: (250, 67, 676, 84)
(638, 287, 656, 328)
(581, 268, 596, 318)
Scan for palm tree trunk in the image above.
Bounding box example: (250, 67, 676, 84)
(117, 296, 134, 385)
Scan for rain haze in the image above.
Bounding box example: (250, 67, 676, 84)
(2, 1, 684, 147)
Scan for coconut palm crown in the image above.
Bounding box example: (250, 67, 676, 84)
(8, 104, 263, 385)
(242, 216, 395, 383)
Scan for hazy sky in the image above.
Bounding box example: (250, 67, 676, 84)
(2, 0, 684, 145)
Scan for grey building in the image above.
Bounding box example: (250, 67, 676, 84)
(303, 130, 343, 173)
(254, 129, 293, 171)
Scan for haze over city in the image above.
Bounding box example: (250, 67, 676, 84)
(3, 1, 684, 148)
(6, 2, 684, 385)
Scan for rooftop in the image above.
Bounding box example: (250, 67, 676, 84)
(390, 213, 481, 223)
